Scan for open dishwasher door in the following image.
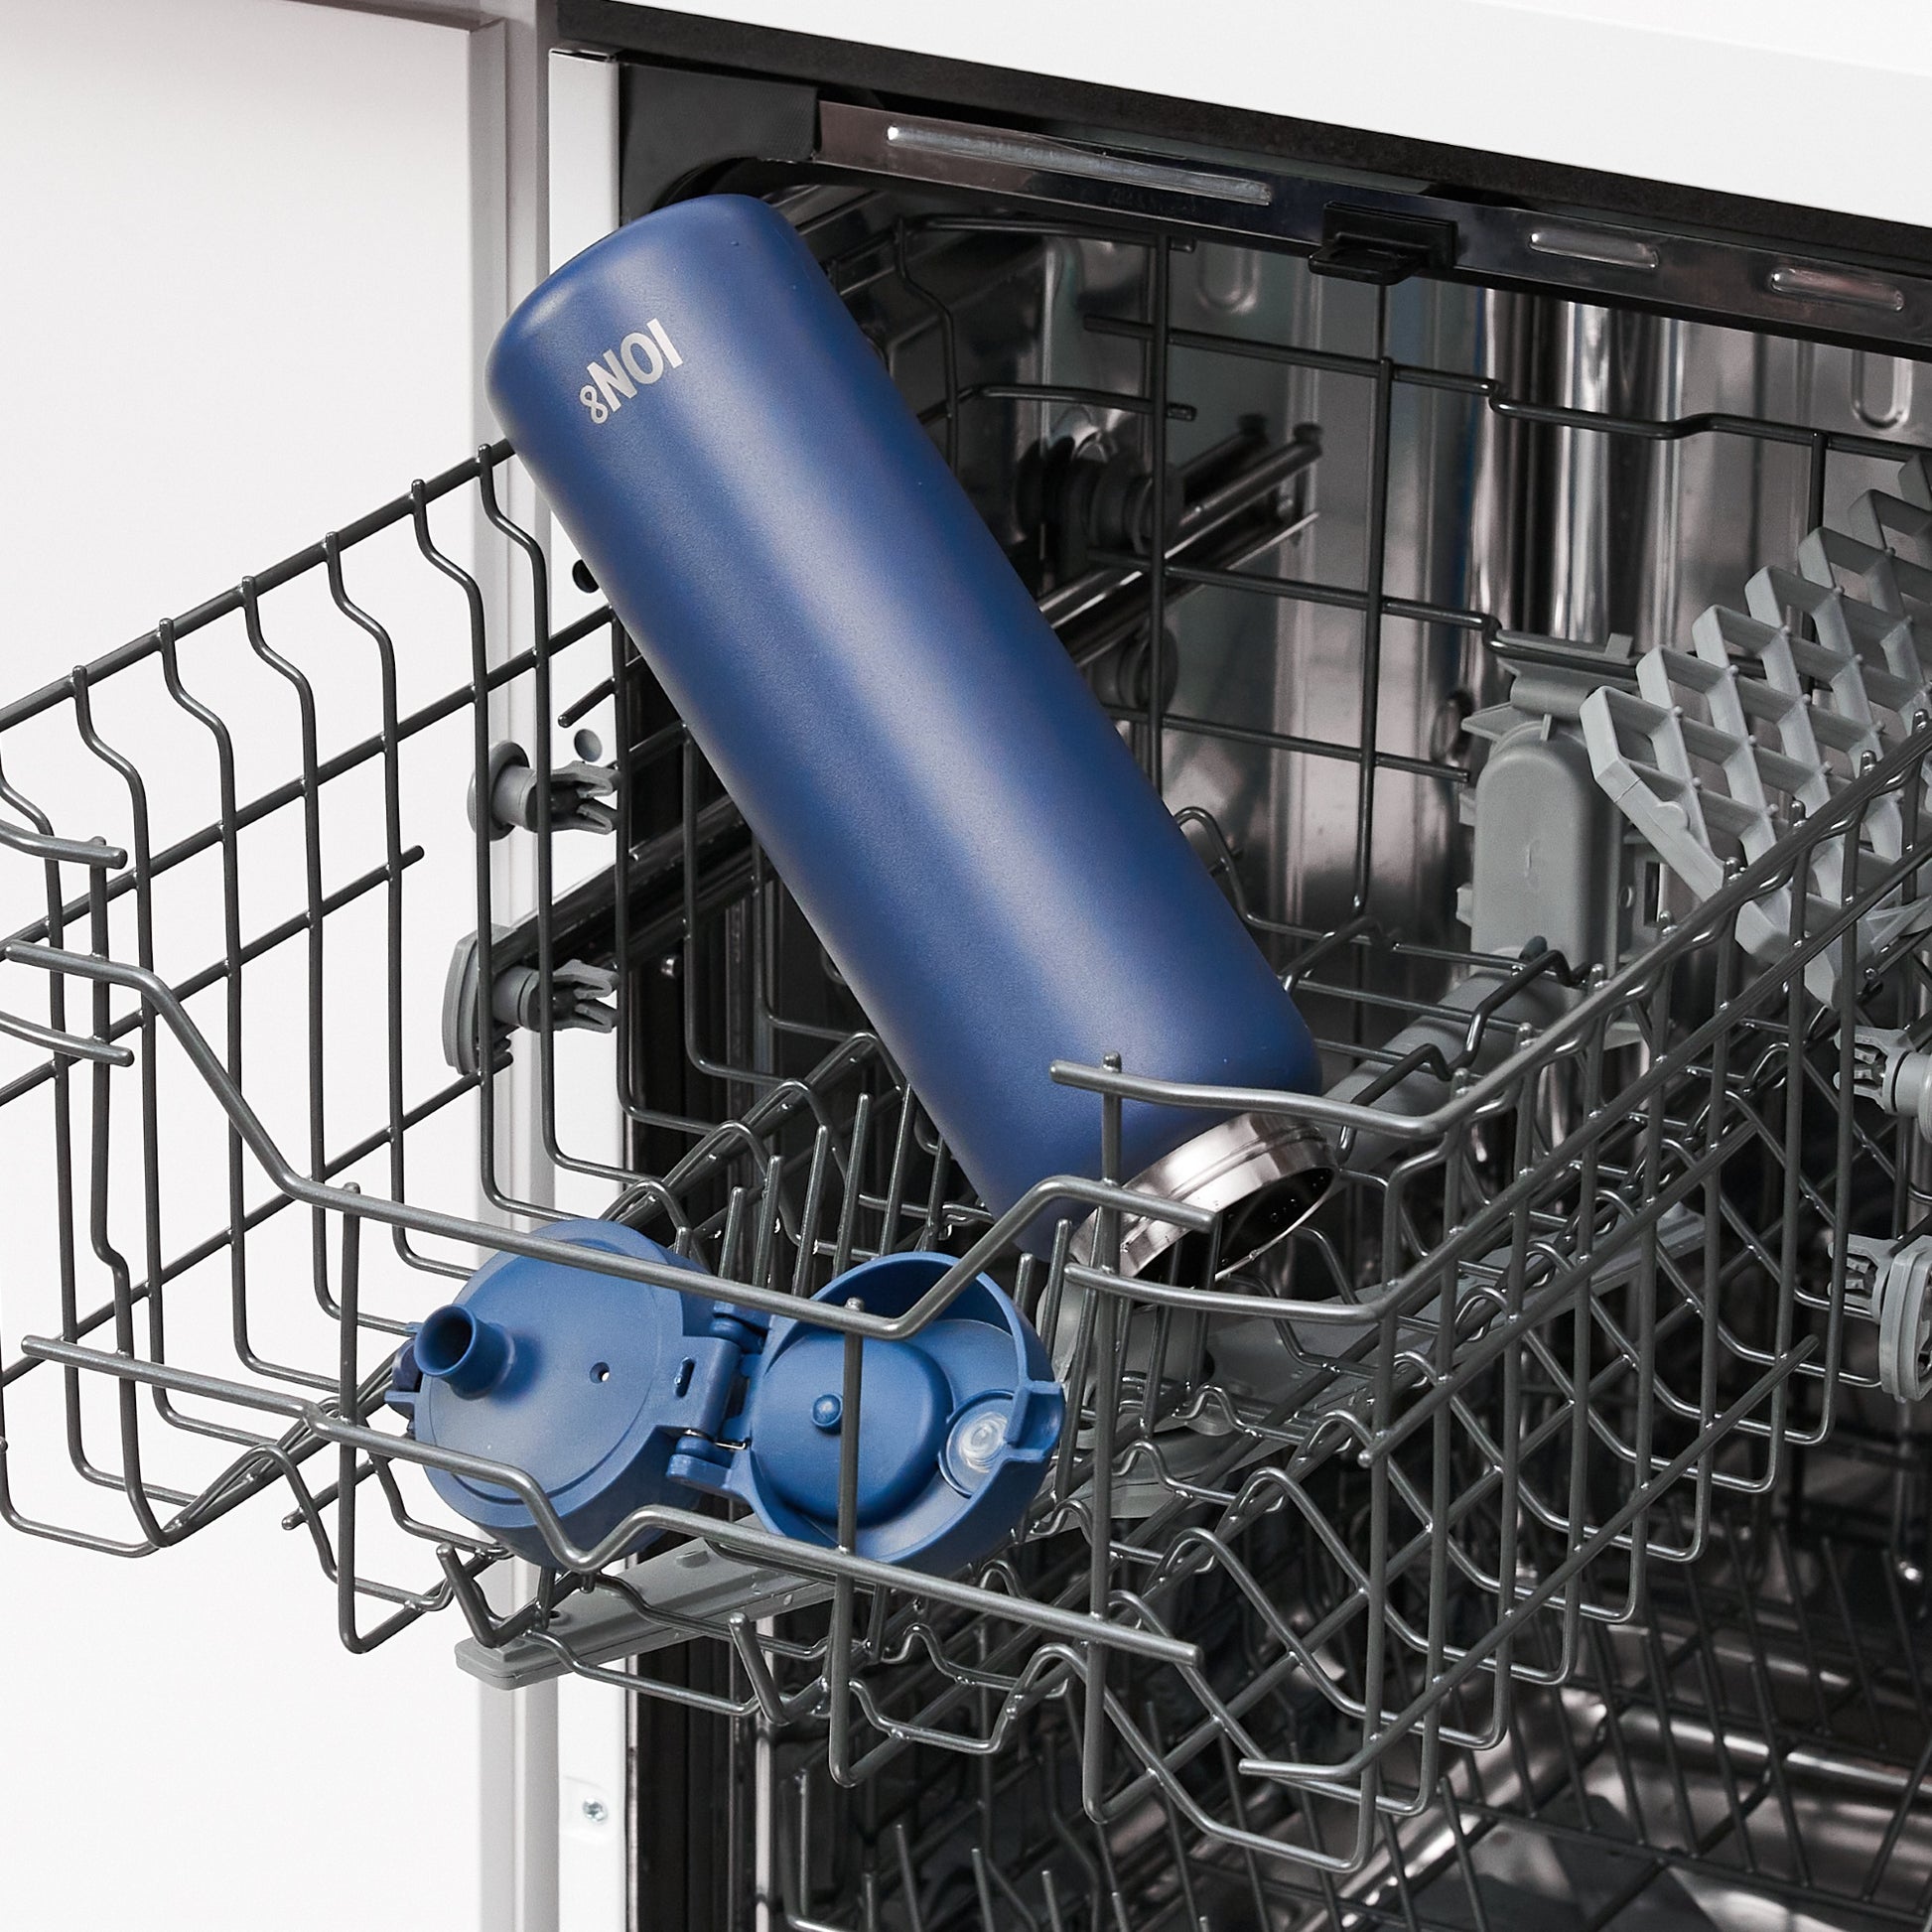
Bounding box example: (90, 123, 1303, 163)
(8, 7, 1932, 1932)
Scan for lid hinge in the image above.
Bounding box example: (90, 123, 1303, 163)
(663, 1304, 768, 1493)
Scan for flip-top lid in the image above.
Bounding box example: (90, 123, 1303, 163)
(721, 1251, 1064, 1575)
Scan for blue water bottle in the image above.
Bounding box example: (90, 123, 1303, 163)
(485, 195, 1326, 1268)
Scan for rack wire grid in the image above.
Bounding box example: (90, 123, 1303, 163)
(2, 186, 1930, 1893)
(768, 1432, 1932, 1932)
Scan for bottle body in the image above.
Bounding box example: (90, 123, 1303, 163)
(486, 195, 1321, 1250)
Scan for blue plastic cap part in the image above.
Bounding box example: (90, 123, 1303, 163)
(715, 1253, 1064, 1575)
(387, 1218, 725, 1567)
(414, 1303, 512, 1398)
(386, 1222, 1063, 1577)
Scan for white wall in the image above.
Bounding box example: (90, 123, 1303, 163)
(0, 3, 488, 1925)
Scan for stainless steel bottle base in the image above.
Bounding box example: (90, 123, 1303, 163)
(1049, 1110, 1334, 1402)
(1073, 1110, 1334, 1280)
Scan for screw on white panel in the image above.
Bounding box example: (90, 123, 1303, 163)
(581, 1798, 610, 1825)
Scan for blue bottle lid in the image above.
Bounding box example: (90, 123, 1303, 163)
(387, 1218, 725, 1567)
(715, 1252, 1065, 1575)
(388, 1222, 1062, 1576)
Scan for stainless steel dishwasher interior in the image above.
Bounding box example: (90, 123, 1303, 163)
(616, 179, 1932, 1931)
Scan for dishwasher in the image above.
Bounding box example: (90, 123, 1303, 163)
(6, 8, 1932, 1930)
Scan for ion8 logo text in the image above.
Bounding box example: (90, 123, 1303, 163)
(579, 320, 683, 423)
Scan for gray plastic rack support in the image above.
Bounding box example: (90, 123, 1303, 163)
(456, 1543, 830, 1691)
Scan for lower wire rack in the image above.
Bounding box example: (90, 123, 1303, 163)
(770, 1432, 1932, 1931)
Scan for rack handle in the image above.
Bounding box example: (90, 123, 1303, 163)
(0, 1005, 133, 1067)
(0, 820, 126, 870)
